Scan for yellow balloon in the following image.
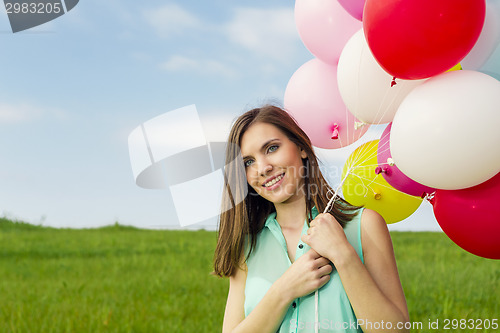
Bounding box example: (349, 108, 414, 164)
(341, 140, 422, 224)
(447, 63, 462, 72)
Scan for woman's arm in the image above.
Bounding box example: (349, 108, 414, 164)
(302, 209, 410, 333)
(222, 263, 247, 333)
(337, 208, 409, 332)
(222, 250, 333, 333)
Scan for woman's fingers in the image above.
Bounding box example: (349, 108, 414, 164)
(306, 248, 320, 259)
(304, 250, 333, 273)
(314, 257, 333, 274)
(316, 262, 333, 276)
(314, 256, 331, 268)
(319, 273, 331, 286)
(284, 249, 334, 297)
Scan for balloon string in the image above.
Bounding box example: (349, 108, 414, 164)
(349, 163, 388, 170)
(346, 144, 431, 201)
(353, 37, 365, 137)
(348, 134, 370, 166)
(351, 36, 399, 130)
(374, 85, 405, 126)
(343, 156, 373, 197)
(343, 105, 348, 145)
(350, 145, 382, 169)
(343, 142, 425, 201)
(351, 142, 391, 169)
(351, 138, 383, 166)
(315, 165, 356, 333)
(349, 133, 392, 170)
(350, 126, 395, 177)
(349, 171, 380, 196)
(347, 172, 382, 198)
(349, 144, 375, 169)
(332, 120, 345, 147)
(348, 172, 425, 200)
(345, 139, 384, 185)
(324, 167, 352, 214)
(370, 81, 395, 125)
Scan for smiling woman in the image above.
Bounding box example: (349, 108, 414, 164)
(241, 122, 308, 206)
(213, 105, 410, 333)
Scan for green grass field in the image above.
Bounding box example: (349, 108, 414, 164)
(1, 217, 498, 332)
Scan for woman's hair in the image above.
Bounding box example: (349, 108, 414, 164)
(213, 105, 360, 277)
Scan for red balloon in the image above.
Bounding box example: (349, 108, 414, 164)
(431, 172, 500, 259)
(363, 0, 485, 80)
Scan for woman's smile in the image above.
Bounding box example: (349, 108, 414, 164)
(262, 172, 285, 190)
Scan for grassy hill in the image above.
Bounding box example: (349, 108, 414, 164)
(0, 218, 498, 332)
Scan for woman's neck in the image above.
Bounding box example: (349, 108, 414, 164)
(274, 198, 307, 230)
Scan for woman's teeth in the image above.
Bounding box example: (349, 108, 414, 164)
(264, 174, 284, 187)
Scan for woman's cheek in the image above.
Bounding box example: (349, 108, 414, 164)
(284, 182, 299, 196)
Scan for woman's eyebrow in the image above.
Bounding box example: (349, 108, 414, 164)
(242, 138, 280, 160)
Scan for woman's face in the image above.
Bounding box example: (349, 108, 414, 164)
(240, 122, 308, 205)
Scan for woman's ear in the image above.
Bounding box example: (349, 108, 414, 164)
(300, 148, 308, 159)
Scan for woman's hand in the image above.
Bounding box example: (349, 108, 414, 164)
(277, 249, 332, 301)
(301, 213, 355, 265)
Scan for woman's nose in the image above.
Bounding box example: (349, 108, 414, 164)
(257, 159, 273, 176)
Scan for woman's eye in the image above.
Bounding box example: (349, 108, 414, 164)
(267, 145, 279, 153)
(244, 159, 254, 167)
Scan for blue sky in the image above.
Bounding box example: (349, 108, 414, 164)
(1, 0, 496, 231)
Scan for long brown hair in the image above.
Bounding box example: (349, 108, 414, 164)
(213, 105, 360, 277)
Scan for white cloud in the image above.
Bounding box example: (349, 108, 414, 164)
(143, 4, 201, 38)
(0, 103, 42, 123)
(0, 103, 67, 124)
(0, 104, 34, 123)
(199, 112, 234, 143)
(160, 55, 199, 71)
(160, 55, 237, 78)
(224, 7, 300, 61)
(143, 5, 303, 76)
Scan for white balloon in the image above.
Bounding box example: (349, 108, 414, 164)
(390, 70, 500, 190)
(337, 29, 425, 124)
(462, 1, 500, 70)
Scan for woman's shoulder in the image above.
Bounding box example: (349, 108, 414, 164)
(360, 207, 385, 224)
(359, 208, 393, 254)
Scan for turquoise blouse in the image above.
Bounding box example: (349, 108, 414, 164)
(244, 206, 365, 333)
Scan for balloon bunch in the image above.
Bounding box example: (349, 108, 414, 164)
(284, 0, 369, 149)
(284, 0, 500, 259)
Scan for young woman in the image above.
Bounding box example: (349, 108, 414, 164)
(213, 105, 409, 332)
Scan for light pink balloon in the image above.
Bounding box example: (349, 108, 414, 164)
(377, 123, 435, 197)
(284, 58, 369, 149)
(295, 0, 362, 65)
(338, 0, 366, 21)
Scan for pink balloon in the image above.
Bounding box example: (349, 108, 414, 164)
(431, 172, 500, 259)
(377, 123, 435, 197)
(337, 0, 365, 21)
(284, 58, 369, 149)
(295, 0, 362, 64)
